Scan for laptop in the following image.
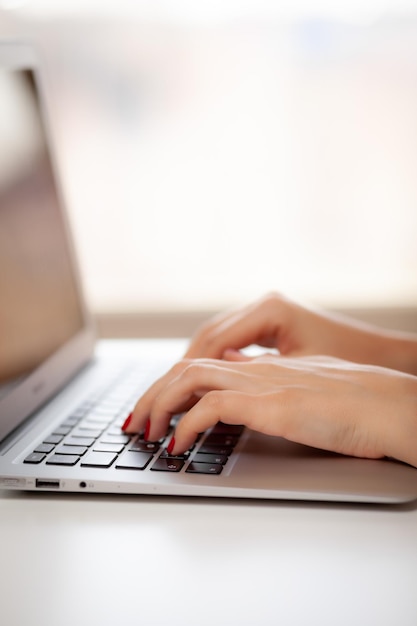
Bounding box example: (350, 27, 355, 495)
(1, 41, 417, 504)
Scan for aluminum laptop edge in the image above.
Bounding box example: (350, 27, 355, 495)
(1, 41, 417, 504)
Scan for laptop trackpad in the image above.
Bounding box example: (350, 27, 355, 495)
(228, 430, 417, 501)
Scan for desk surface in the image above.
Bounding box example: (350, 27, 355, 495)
(1, 489, 416, 626)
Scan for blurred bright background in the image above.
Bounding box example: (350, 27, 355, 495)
(1, 1, 417, 327)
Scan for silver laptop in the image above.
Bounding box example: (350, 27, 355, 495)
(1, 42, 417, 504)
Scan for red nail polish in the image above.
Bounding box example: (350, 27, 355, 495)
(167, 437, 175, 455)
(144, 418, 151, 441)
(121, 413, 132, 431)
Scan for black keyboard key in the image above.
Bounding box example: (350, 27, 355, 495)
(93, 443, 125, 454)
(24, 452, 46, 464)
(136, 433, 166, 445)
(84, 413, 114, 424)
(81, 452, 117, 468)
(52, 426, 73, 436)
(100, 434, 131, 445)
(211, 423, 244, 435)
(203, 434, 239, 447)
(159, 449, 190, 460)
(115, 452, 153, 470)
(92, 407, 118, 416)
(71, 405, 91, 417)
(34, 443, 55, 454)
(43, 434, 64, 445)
(65, 436, 95, 447)
(68, 411, 88, 421)
(130, 440, 161, 453)
(55, 445, 88, 456)
(46, 454, 79, 466)
(60, 417, 81, 427)
(71, 428, 102, 439)
(198, 445, 234, 456)
(186, 462, 223, 475)
(193, 453, 228, 465)
(151, 458, 185, 472)
(105, 427, 127, 436)
(80, 421, 109, 431)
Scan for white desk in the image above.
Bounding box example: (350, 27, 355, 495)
(1, 490, 416, 626)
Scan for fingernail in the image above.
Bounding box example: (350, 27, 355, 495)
(144, 418, 151, 441)
(167, 437, 176, 455)
(121, 413, 132, 431)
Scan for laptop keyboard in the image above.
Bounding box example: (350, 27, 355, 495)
(23, 369, 243, 475)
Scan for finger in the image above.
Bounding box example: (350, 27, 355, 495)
(125, 360, 194, 433)
(126, 358, 255, 434)
(184, 297, 282, 359)
(170, 390, 260, 454)
(184, 308, 242, 358)
(148, 362, 260, 441)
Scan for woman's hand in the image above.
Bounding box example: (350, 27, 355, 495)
(125, 353, 417, 468)
(184, 293, 417, 375)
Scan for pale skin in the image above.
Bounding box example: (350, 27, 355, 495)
(124, 293, 417, 468)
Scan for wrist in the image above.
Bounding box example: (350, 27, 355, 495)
(379, 332, 417, 376)
(382, 374, 417, 468)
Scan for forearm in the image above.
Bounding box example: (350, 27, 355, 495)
(321, 311, 417, 376)
(352, 326, 417, 376)
(382, 373, 417, 468)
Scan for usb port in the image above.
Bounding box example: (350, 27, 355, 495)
(36, 479, 60, 489)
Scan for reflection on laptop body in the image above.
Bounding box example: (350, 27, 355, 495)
(1, 42, 417, 504)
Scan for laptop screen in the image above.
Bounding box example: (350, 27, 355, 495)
(0, 68, 84, 398)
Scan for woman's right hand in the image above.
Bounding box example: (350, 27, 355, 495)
(126, 352, 417, 468)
